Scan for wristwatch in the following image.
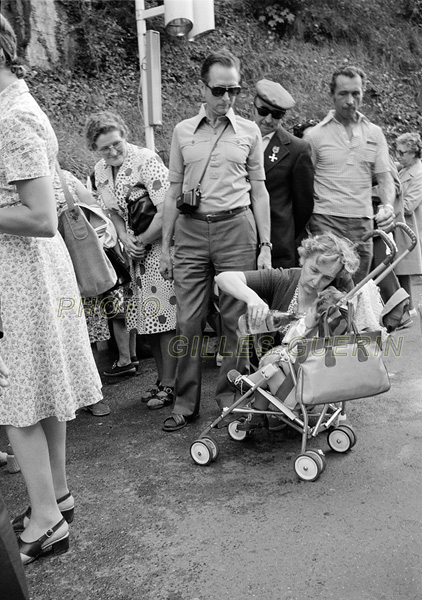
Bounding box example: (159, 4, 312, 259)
(259, 241, 273, 250)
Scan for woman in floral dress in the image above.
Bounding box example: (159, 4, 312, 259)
(0, 16, 102, 564)
(85, 111, 177, 409)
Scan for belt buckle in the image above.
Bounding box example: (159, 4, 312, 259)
(205, 214, 214, 222)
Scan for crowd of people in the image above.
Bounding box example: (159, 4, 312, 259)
(1, 11, 421, 589)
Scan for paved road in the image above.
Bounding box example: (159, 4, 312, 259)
(1, 283, 422, 600)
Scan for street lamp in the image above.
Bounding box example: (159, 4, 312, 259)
(135, 0, 215, 151)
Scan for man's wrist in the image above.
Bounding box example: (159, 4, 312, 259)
(259, 241, 273, 251)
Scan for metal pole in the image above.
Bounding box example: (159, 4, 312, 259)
(135, 0, 157, 150)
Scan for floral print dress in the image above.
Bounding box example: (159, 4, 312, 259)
(0, 80, 102, 427)
(95, 144, 177, 334)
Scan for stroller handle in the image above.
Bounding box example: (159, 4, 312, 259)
(393, 222, 418, 252)
(361, 228, 397, 263)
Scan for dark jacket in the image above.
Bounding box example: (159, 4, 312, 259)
(264, 127, 314, 268)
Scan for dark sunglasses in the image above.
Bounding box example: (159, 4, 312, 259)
(205, 83, 241, 97)
(254, 101, 286, 120)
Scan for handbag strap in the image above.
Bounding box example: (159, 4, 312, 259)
(56, 162, 77, 212)
(196, 122, 230, 190)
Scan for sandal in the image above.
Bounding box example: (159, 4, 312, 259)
(162, 413, 199, 432)
(147, 386, 174, 410)
(141, 380, 162, 403)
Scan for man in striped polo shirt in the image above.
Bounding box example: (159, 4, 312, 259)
(304, 65, 395, 283)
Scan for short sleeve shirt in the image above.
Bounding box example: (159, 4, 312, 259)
(168, 105, 265, 212)
(304, 110, 390, 218)
(244, 268, 301, 311)
(0, 80, 57, 209)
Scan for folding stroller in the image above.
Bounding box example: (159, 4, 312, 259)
(189, 224, 417, 481)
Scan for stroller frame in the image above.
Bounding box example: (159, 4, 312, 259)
(189, 224, 417, 481)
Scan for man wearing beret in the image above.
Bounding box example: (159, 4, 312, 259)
(253, 79, 314, 268)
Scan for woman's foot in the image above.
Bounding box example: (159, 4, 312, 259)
(147, 386, 174, 410)
(12, 491, 75, 534)
(19, 518, 69, 565)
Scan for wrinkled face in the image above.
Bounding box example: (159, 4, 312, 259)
(300, 253, 342, 295)
(95, 129, 128, 168)
(332, 75, 363, 123)
(201, 64, 240, 121)
(396, 143, 417, 169)
(252, 96, 285, 136)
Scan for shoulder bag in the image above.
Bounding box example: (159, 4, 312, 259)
(56, 165, 117, 297)
(294, 304, 390, 406)
(125, 182, 157, 236)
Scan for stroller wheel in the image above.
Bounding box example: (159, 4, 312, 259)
(201, 436, 220, 461)
(306, 449, 326, 473)
(190, 440, 212, 466)
(294, 452, 321, 481)
(228, 420, 249, 441)
(337, 424, 357, 448)
(327, 427, 353, 453)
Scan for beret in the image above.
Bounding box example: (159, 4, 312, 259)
(255, 79, 295, 110)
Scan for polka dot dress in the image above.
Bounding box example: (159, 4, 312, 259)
(95, 144, 177, 334)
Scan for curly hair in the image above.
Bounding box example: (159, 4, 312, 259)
(329, 65, 366, 95)
(84, 111, 130, 151)
(298, 233, 360, 278)
(396, 132, 422, 159)
(0, 15, 26, 78)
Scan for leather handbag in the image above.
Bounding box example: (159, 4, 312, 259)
(294, 305, 390, 406)
(104, 246, 131, 289)
(125, 182, 156, 236)
(56, 165, 117, 297)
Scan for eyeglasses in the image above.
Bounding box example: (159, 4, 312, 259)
(396, 149, 410, 157)
(204, 83, 241, 97)
(254, 101, 286, 120)
(97, 140, 124, 155)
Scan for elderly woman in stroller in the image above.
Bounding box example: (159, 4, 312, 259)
(215, 232, 360, 432)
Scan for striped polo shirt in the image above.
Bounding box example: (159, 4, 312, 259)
(304, 110, 390, 218)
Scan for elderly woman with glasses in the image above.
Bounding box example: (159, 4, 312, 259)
(85, 111, 177, 409)
(394, 132, 422, 314)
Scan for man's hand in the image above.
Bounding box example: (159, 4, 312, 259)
(375, 204, 395, 231)
(257, 246, 272, 270)
(160, 252, 174, 281)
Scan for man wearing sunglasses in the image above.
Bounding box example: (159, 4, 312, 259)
(253, 79, 314, 268)
(160, 50, 271, 431)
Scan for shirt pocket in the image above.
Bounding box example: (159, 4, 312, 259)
(362, 141, 378, 164)
(220, 137, 251, 165)
(181, 139, 209, 165)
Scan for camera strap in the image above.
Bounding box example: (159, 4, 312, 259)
(195, 122, 229, 190)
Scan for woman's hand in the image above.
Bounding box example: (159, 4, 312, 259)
(246, 298, 270, 330)
(0, 355, 10, 388)
(121, 231, 146, 261)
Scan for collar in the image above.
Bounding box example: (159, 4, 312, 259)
(320, 109, 369, 127)
(274, 126, 290, 144)
(0, 79, 29, 112)
(192, 104, 237, 133)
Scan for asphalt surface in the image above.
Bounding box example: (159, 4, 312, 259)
(1, 283, 422, 600)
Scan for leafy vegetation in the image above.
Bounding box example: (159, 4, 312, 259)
(22, 0, 422, 178)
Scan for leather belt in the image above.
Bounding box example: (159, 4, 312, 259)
(186, 206, 249, 223)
